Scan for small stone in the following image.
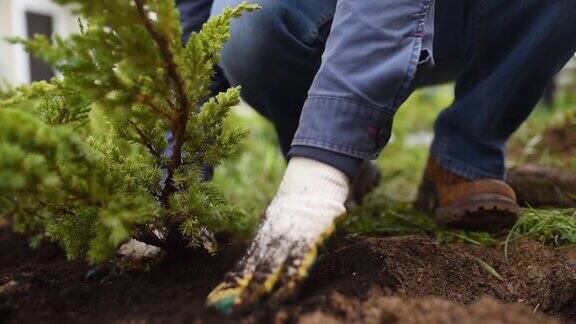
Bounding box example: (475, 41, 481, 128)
(119, 239, 162, 260)
(0, 281, 18, 295)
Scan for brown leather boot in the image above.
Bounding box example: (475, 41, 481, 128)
(346, 160, 381, 208)
(415, 157, 520, 232)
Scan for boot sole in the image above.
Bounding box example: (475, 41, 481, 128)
(435, 194, 520, 232)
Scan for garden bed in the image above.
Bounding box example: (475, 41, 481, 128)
(1, 225, 575, 323)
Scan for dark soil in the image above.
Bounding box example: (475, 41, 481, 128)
(2, 225, 576, 323)
(542, 124, 576, 157)
(508, 165, 576, 207)
(506, 119, 576, 207)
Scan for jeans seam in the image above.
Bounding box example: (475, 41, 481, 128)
(391, 0, 434, 109)
(306, 96, 395, 116)
(432, 151, 503, 180)
(303, 9, 336, 45)
(431, 133, 503, 180)
(292, 137, 377, 159)
(434, 135, 449, 156)
(474, 0, 489, 78)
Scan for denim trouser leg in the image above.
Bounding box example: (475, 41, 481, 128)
(212, 0, 435, 164)
(430, 0, 576, 180)
(206, 0, 576, 180)
(211, 0, 337, 156)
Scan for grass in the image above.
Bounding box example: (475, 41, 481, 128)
(215, 86, 576, 247)
(507, 208, 576, 246)
(473, 256, 504, 281)
(504, 208, 576, 260)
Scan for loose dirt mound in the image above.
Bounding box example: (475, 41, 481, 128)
(506, 114, 576, 208)
(543, 123, 576, 157)
(272, 236, 576, 323)
(508, 165, 576, 207)
(1, 226, 575, 323)
(282, 296, 559, 324)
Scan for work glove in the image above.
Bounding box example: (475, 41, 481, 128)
(206, 157, 350, 313)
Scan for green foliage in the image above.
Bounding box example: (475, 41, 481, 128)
(0, 80, 15, 100)
(507, 208, 576, 246)
(0, 0, 258, 263)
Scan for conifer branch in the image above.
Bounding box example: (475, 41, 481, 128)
(133, 0, 189, 112)
(128, 119, 162, 159)
(133, 0, 190, 206)
(136, 93, 176, 124)
(52, 165, 93, 203)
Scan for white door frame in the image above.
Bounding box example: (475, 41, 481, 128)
(11, 0, 70, 84)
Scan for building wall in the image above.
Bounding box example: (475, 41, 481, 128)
(0, 0, 78, 84)
(0, 0, 15, 83)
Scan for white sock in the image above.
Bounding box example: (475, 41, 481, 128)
(262, 157, 350, 239)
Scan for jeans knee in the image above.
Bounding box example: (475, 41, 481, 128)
(212, 0, 323, 87)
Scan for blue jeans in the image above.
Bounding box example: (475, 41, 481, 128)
(206, 0, 576, 180)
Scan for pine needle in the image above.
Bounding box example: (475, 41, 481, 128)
(473, 256, 504, 282)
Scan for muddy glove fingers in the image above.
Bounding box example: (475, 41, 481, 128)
(207, 158, 350, 314)
(268, 244, 316, 305)
(207, 234, 339, 315)
(234, 243, 288, 313)
(206, 213, 274, 302)
(205, 265, 252, 313)
(236, 237, 325, 312)
(269, 223, 339, 305)
(207, 224, 336, 314)
(206, 237, 266, 313)
(208, 222, 289, 314)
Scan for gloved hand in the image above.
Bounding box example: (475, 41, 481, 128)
(206, 157, 350, 313)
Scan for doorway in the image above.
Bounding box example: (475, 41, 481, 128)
(26, 12, 55, 82)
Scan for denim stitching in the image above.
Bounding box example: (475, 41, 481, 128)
(474, 0, 489, 79)
(302, 8, 336, 45)
(433, 135, 449, 156)
(296, 97, 395, 159)
(306, 96, 395, 116)
(391, 0, 434, 110)
(432, 151, 503, 180)
(294, 137, 375, 152)
(292, 138, 378, 159)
